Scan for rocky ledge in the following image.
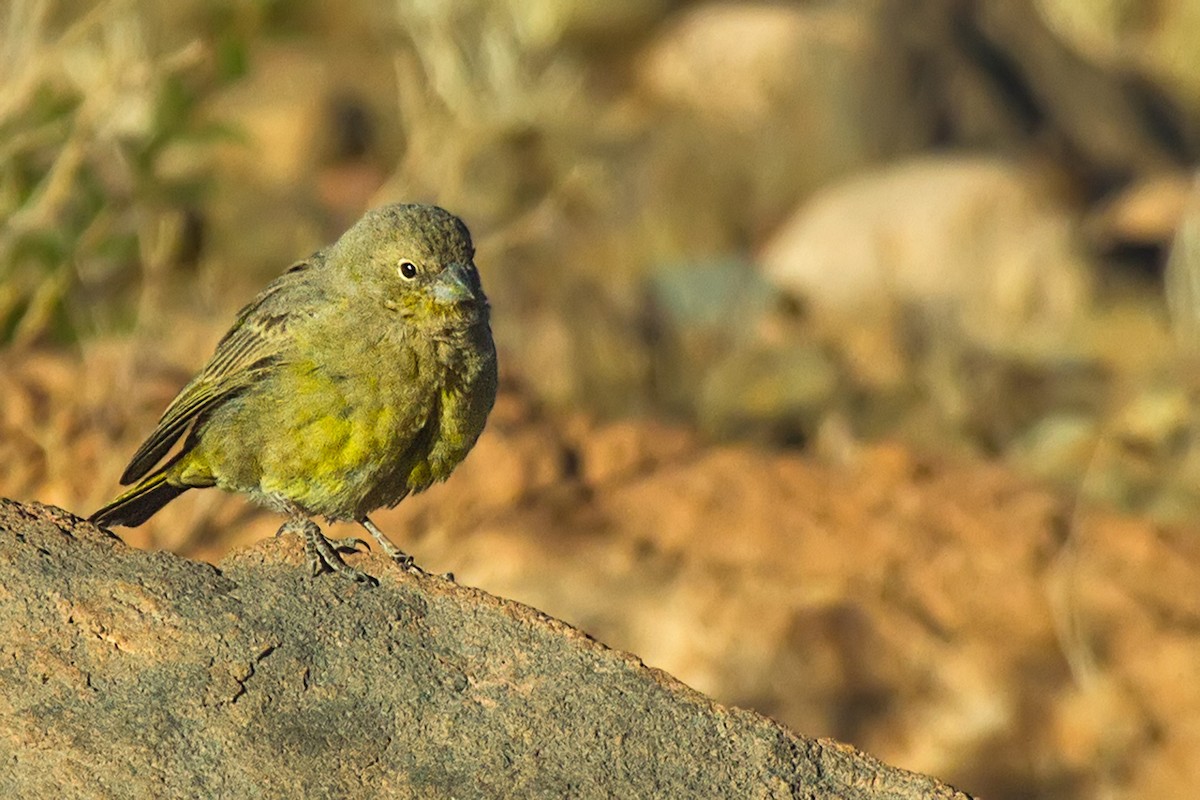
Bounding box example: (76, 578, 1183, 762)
(0, 499, 971, 799)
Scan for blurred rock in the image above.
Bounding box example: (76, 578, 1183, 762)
(642, 4, 875, 129)
(564, 416, 696, 489)
(636, 1, 931, 238)
(1031, 381, 1200, 523)
(833, 315, 912, 395)
(646, 259, 838, 442)
(1096, 386, 1197, 515)
(1113, 386, 1192, 456)
(1149, 434, 1200, 523)
(1006, 413, 1099, 485)
(1087, 171, 1195, 249)
(698, 344, 840, 444)
(761, 156, 1094, 350)
(950, 345, 1110, 456)
(646, 259, 774, 414)
(0, 500, 974, 800)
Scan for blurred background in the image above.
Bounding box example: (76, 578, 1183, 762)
(3, 0, 1200, 796)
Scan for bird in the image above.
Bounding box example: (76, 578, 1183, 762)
(90, 203, 498, 584)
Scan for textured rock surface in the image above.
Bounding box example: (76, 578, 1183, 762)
(0, 499, 972, 799)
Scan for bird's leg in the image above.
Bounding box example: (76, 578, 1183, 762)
(358, 516, 414, 567)
(303, 521, 377, 584)
(277, 516, 376, 585)
(358, 516, 456, 581)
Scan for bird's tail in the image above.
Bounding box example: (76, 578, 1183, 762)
(90, 470, 188, 528)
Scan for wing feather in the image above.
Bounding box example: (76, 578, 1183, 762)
(119, 256, 324, 484)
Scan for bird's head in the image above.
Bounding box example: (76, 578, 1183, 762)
(334, 203, 489, 330)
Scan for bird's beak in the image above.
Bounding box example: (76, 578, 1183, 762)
(431, 263, 475, 306)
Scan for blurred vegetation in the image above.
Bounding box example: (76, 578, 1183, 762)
(0, 0, 264, 344)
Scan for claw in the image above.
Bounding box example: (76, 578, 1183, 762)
(327, 536, 369, 554)
(282, 517, 379, 586)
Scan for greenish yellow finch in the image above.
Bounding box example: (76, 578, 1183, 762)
(91, 204, 498, 583)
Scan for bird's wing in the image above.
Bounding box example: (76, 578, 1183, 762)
(119, 257, 324, 484)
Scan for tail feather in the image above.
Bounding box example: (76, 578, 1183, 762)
(90, 471, 188, 528)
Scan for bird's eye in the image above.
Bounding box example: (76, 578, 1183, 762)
(398, 260, 418, 280)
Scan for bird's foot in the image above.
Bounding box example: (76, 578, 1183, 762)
(278, 518, 377, 585)
(326, 536, 369, 554)
(359, 516, 454, 581)
(359, 516, 415, 567)
(305, 530, 378, 585)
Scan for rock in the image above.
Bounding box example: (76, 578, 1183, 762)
(0, 499, 973, 800)
(645, 258, 777, 415)
(698, 344, 840, 443)
(1081, 386, 1200, 520)
(645, 259, 840, 442)
(760, 156, 1093, 349)
(1087, 171, 1196, 249)
(1112, 387, 1193, 455)
(636, 1, 930, 232)
(947, 344, 1110, 456)
(1006, 412, 1099, 485)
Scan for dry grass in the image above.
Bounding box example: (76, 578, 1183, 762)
(0, 0, 239, 345)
